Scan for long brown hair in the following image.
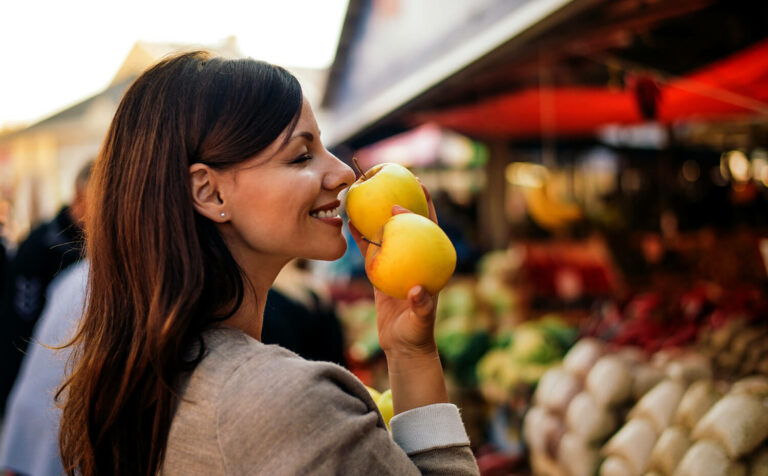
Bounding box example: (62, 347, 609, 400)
(58, 51, 303, 476)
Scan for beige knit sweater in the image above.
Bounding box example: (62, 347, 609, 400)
(161, 327, 479, 475)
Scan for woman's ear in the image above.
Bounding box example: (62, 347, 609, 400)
(189, 163, 228, 222)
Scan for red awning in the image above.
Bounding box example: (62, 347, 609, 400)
(413, 38, 768, 139)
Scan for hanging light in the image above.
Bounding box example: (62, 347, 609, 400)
(682, 160, 700, 182)
(726, 150, 750, 182)
(505, 162, 549, 188)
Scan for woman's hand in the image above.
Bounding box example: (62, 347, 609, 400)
(348, 184, 449, 414)
(348, 184, 440, 358)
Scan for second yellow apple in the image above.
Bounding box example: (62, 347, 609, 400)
(365, 213, 456, 299)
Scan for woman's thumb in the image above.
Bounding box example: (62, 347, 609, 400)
(407, 285, 434, 319)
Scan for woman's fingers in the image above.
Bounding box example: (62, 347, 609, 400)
(407, 285, 435, 321)
(348, 222, 369, 256)
(420, 182, 438, 224)
(390, 184, 438, 225)
(391, 205, 411, 216)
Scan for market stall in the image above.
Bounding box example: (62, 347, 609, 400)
(317, 2, 768, 474)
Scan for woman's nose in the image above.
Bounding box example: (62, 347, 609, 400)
(325, 154, 357, 191)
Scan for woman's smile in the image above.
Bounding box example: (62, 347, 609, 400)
(309, 200, 343, 226)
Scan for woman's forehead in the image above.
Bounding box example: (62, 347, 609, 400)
(232, 99, 318, 169)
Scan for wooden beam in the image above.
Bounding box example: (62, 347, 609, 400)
(478, 140, 511, 250)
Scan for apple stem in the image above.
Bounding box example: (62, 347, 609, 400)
(362, 237, 382, 247)
(352, 156, 368, 180)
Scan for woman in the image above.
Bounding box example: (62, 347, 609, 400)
(58, 51, 478, 475)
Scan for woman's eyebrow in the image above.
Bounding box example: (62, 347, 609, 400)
(290, 131, 315, 143)
(274, 130, 319, 156)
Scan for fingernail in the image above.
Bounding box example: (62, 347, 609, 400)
(415, 286, 428, 304)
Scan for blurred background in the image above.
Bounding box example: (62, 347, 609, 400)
(3, 0, 768, 475)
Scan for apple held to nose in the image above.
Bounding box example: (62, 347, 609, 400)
(365, 213, 457, 300)
(345, 163, 429, 241)
(345, 160, 456, 298)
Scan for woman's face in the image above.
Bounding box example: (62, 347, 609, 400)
(219, 99, 355, 264)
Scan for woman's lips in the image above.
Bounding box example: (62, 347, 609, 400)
(312, 215, 343, 227)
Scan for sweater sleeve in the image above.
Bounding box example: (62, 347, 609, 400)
(215, 353, 479, 475)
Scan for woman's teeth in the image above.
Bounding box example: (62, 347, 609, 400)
(311, 207, 340, 218)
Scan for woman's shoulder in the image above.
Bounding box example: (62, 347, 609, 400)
(173, 329, 478, 476)
(201, 328, 392, 473)
(167, 327, 383, 473)
(201, 326, 296, 364)
(198, 326, 374, 412)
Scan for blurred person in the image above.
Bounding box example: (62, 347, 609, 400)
(0, 260, 88, 476)
(58, 52, 478, 476)
(432, 190, 481, 274)
(0, 161, 93, 418)
(262, 259, 347, 367)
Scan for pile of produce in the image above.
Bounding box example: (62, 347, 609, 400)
(518, 238, 618, 304)
(432, 248, 576, 391)
(584, 292, 703, 352)
(434, 279, 492, 387)
(524, 338, 663, 476)
(698, 318, 768, 379)
(337, 299, 380, 362)
(598, 375, 768, 476)
(583, 286, 766, 353)
(524, 336, 768, 476)
(476, 316, 576, 403)
(474, 250, 520, 321)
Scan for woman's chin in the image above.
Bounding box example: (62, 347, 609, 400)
(305, 241, 348, 262)
(326, 243, 348, 261)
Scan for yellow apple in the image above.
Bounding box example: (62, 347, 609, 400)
(365, 213, 457, 299)
(364, 385, 381, 402)
(376, 389, 394, 428)
(345, 163, 429, 241)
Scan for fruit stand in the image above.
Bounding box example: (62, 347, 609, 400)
(319, 16, 768, 473)
(324, 121, 768, 475)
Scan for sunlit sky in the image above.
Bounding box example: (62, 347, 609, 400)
(0, 0, 349, 130)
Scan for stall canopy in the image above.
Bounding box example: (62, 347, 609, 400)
(355, 123, 488, 170)
(413, 38, 768, 139)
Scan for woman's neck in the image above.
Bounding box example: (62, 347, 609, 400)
(222, 253, 289, 340)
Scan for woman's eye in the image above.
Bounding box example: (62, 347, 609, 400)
(291, 154, 313, 165)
